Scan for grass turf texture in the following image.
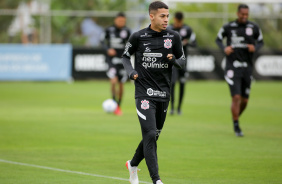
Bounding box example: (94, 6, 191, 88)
(0, 81, 281, 184)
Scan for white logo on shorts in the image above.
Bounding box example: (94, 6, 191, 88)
(227, 70, 234, 78)
(107, 67, 117, 79)
(141, 100, 150, 110)
(245, 88, 250, 95)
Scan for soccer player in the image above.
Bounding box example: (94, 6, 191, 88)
(215, 4, 264, 136)
(168, 11, 196, 115)
(101, 12, 131, 115)
(122, 1, 186, 184)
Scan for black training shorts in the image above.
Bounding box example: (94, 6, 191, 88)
(106, 57, 128, 83)
(224, 64, 253, 98)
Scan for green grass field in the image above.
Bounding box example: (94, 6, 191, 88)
(0, 80, 282, 184)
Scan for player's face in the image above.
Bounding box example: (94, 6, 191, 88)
(150, 8, 169, 32)
(237, 8, 249, 24)
(115, 16, 126, 29)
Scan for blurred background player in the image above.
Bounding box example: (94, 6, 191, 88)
(101, 12, 131, 115)
(168, 11, 196, 115)
(215, 4, 264, 136)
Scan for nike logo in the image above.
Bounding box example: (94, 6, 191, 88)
(143, 43, 151, 46)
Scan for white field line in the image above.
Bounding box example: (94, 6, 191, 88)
(0, 159, 151, 184)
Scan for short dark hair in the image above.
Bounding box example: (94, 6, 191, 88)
(238, 4, 249, 12)
(116, 12, 126, 18)
(175, 11, 184, 20)
(149, 1, 169, 14)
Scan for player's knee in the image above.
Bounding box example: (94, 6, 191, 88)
(232, 95, 241, 103)
(241, 98, 248, 105)
(111, 77, 118, 84)
(145, 130, 157, 141)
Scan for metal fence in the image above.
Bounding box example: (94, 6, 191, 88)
(1, 6, 281, 44)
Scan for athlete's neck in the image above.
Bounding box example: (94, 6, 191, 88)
(236, 19, 248, 25)
(150, 24, 163, 32)
(173, 22, 183, 29)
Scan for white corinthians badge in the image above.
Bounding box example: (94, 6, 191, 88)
(141, 100, 149, 110)
(164, 39, 172, 49)
(246, 27, 253, 36)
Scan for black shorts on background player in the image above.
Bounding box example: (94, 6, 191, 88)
(106, 57, 127, 83)
(225, 65, 252, 98)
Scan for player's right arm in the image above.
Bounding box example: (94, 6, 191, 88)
(100, 28, 109, 52)
(122, 32, 139, 80)
(253, 25, 264, 52)
(100, 28, 116, 68)
(100, 28, 116, 56)
(215, 25, 233, 56)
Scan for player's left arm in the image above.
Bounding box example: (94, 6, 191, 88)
(248, 26, 264, 53)
(254, 26, 264, 52)
(167, 33, 186, 69)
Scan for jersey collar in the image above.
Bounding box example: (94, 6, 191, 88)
(236, 19, 249, 26)
(147, 24, 168, 35)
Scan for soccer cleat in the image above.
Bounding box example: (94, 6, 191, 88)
(114, 105, 122, 116)
(156, 180, 164, 184)
(235, 130, 244, 137)
(170, 109, 174, 115)
(177, 109, 182, 115)
(234, 126, 244, 137)
(126, 160, 140, 184)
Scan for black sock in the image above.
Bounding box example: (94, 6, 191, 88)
(233, 120, 239, 127)
(153, 179, 161, 184)
(130, 160, 137, 167)
(233, 120, 240, 131)
(178, 82, 185, 111)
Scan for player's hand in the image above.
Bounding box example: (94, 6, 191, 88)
(133, 74, 138, 80)
(167, 54, 175, 63)
(107, 48, 116, 57)
(130, 70, 138, 80)
(182, 39, 188, 46)
(247, 44, 255, 52)
(224, 46, 234, 56)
